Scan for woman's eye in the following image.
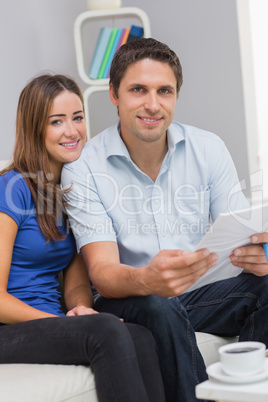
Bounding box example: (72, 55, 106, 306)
(51, 119, 61, 126)
(74, 115, 84, 122)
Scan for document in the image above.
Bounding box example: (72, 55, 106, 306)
(185, 203, 268, 292)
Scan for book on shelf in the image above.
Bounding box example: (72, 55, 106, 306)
(97, 27, 118, 79)
(115, 28, 127, 53)
(119, 27, 130, 47)
(89, 25, 143, 80)
(89, 27, 112, 79)
(126, 25, 144, 43)
(106, 28, 129, 79)
(102, 28, 122, 78)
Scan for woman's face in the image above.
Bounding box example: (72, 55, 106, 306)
(45, 90, 86, 177)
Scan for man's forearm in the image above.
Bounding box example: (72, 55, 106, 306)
(89, 262, 148, 298)
(82, 242, 218, 298)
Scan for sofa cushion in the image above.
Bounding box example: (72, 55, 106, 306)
(0, 333, 238, 401)
(0, 363, 98, 402)
(196, 332, 238, 367)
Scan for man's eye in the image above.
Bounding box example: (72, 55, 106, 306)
(133, 87, 143, 92)
(159, 88, 170, 94)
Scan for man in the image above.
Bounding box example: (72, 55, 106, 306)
(62, 38, 268, 402)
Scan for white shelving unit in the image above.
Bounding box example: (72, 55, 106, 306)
(74, 7, 151, 138)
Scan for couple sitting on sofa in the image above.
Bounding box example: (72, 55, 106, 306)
(1, 38, 268, 402)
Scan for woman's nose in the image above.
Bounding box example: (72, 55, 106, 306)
(64, 121, 78, 137)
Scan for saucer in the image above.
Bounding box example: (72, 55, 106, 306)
(206, 359, 268, 384)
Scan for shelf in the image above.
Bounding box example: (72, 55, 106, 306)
(74, 7, 151, 87)
(83, 85, 109, 138)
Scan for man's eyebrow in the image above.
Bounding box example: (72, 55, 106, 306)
(159, 85, 176, 91)
(127, 83, 145, 88)
(127, 83, 176, 90)
(48, 110, 83, 118)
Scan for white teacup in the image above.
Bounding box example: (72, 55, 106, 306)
(218, 341, 266, 377)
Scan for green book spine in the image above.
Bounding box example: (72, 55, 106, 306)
(97, 28, 118, 79)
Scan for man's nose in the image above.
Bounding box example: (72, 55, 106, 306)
(144, 92, 160, 114)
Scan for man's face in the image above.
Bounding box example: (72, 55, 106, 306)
(109, 58, 177, 146)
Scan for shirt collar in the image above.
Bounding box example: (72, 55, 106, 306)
(106, 121, 185, 160)
(106, 122, 131, 159)
(167, 121, 185, 152)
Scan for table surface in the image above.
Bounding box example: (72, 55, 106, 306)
(196, 377, 268, 402)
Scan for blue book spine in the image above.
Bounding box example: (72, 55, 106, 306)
(126, 25, 144, 43)
(102, 28, 122, 79)
(89, 27, 112, 79)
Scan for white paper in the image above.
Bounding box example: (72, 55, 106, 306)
(185, 203, 268, 292)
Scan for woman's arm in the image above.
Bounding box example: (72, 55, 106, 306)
(63, 252, 97, 316)
(0, 212, 57, 324)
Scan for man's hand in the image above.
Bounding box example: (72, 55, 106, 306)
(140, 248, 218, 297)
(82, 242, 218, 299)
(66, 306, 99, 316)
(230, 232, 268, 276)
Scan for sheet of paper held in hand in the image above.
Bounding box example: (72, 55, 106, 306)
(185, 203, 268, 293)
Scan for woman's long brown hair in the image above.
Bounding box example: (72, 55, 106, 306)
(1, 74, 84, 241)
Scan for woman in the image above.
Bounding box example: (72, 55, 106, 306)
(0, 74, 165, 402)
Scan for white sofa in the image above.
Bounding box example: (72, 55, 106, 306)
(0, 160, 237, 400)
(0, 333, 237, 401)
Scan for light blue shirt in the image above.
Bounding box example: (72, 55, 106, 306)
(61, 121, 249, 289)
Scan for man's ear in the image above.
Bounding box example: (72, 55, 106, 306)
(109, 84, 119, 106)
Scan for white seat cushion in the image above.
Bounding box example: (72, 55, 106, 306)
(0, 333, 238, 401)
(0, 363, 98, 402)
(196, 332, 238, 367)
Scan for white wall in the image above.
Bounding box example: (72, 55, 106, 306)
(247, 0, 268, 199)
(0, 0, 86, 161)
(1, 0, 251, 195)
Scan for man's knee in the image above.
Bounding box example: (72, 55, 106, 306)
(124, 295, 186, 325)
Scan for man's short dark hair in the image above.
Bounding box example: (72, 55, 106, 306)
(109, 37, 183, 98)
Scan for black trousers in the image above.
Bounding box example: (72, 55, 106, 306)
(0, 313, 165, 402)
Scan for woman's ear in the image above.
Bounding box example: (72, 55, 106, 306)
(109, 84, 119, 106)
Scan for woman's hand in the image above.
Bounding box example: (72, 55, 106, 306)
(66, 305, 99, 316)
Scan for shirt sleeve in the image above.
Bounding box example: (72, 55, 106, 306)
(61, 160, 117, 253)
(208, 141, 250, 221)
(0, 172, 34, 226)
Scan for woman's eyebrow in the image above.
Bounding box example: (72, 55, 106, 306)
(48, 110, 83, 118)
(48, 113, 65, 118)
